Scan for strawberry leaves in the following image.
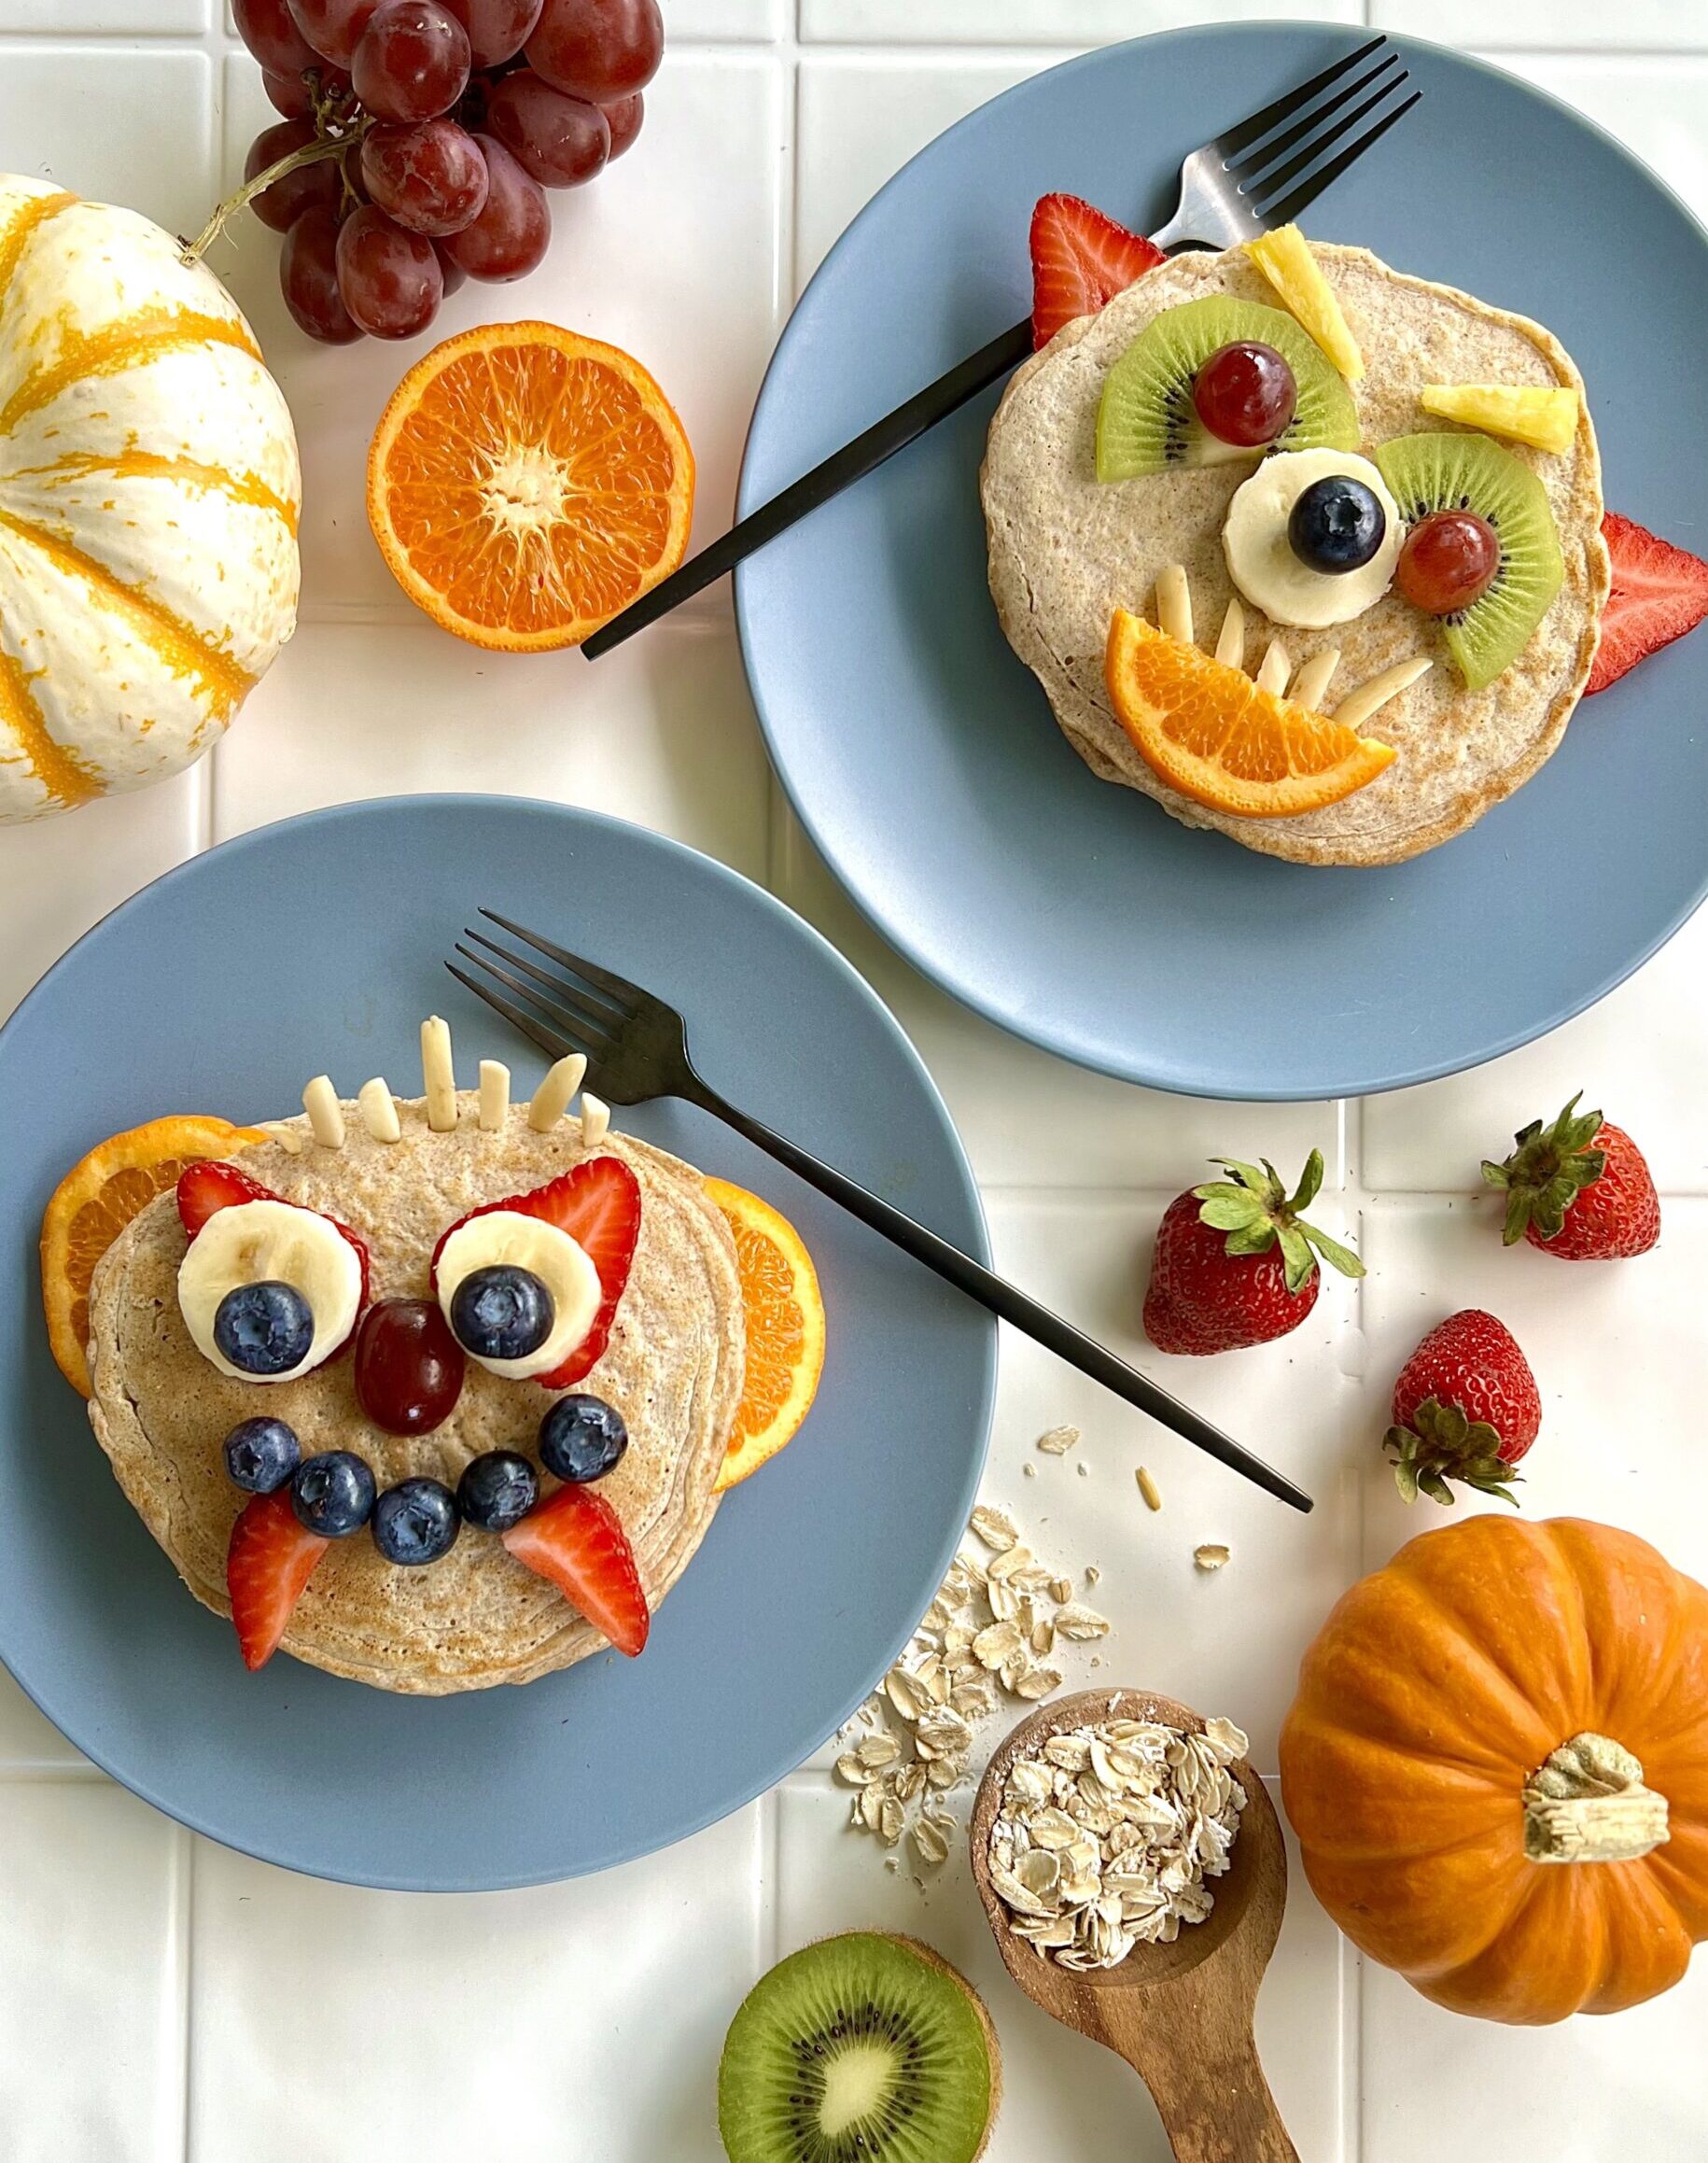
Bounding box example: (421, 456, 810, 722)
(1481, 1092, 1607, 1246)
(1193, 1149, 1364, 1296)
(1384, 1398, 1523, 1508)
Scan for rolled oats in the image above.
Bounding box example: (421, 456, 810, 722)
(1036, 1424, 1080, 1455)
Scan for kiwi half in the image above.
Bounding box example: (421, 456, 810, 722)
(1096, 296, 1359, 482)
(718, 1931, 1000, 2163)
(1374, 432, 1564, 691)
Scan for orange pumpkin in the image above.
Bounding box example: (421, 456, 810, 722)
(1280, 1515, 1708, 2023)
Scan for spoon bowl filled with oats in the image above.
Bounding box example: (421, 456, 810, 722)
(971, 1687, 1297, 2163)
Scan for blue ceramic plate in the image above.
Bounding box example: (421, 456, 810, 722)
(0, 797, 993, 1889)
(736, 26, 1708, 1099)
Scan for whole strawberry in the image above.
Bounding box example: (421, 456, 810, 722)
(1481, 1093, 1659, 1259)
(1384, 1308, 1539, 1506)
(1142, 1150, 1363, 1355)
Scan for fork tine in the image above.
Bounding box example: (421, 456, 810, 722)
(1211, 32, 1387, 162)
(1255, 86, 1421, 230)
(1225, 48, 1399, 180)
(461, 928, 624, 1038)
(445, 960, 583, 1069)
(478, 909, 642, 1013)
(451, 942, 618, 1059)
(1241, 69, 1410, 208)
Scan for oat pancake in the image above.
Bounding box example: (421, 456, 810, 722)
(981, 244, 1610, 866)
(87, 1096, 745, 1693)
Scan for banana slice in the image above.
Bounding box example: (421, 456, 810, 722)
(435, 1210, 601, 1382)
(1222, 448, 1401, 631)
(178, 1201, 362, 1385)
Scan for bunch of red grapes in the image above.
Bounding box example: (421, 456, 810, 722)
(232, 0, 662, 344)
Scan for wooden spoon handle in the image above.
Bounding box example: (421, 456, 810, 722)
(1120, 2017, 1298, 2162)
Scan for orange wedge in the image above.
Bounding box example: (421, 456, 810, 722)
(704, 1178, 826, 1494)
(367, 321, 694, 653)
(1105, 608, 1395, 818)
(41, 1115, 266, 1395)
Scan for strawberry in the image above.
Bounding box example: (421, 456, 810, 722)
(1585, 513, 1708, 695)
(1142, 1150, 1364, 1355)
(503, 1484, 649, 1656)
(226, 1487, 329, 1671)
(1384, 1308, 1538, 1507)
(1482, 1094, 1659, 1260)
(176, 1158, 373, 1308)
(431, 1156, 641, 1388)
(1029, 192, 1165, 350)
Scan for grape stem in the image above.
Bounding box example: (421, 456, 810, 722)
(179, 118, 371, 267)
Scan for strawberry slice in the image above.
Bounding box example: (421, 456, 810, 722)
(1587, 512, 1708, 695)
(1029, 192, 1166, 350)
(431, 1157, 641, 1389)
(226, 1488, 329, 1671)
(176, 1159, 373, 1312)
(502, 1484, 650, 1656)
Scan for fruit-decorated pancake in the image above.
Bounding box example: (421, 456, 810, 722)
(85, 1047, 745, 1694)
(982, 242, 1610, 865)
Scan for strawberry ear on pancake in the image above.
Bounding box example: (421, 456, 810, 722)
(431, 1156, 642, 1389)
(176, 1159, 373, 1310)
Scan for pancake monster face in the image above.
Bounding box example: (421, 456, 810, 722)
(85, 1018, 746, 1692)
(982, 233, 1609, 865)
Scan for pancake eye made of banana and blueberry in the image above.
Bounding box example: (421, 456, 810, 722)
(982, 224, 1608, 865)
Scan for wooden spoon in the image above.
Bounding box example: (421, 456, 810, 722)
(970, 1687, 1297, 2163)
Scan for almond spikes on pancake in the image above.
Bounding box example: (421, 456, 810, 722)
(86, 1097, 745, 1694)
(981, 244, 1609, 867)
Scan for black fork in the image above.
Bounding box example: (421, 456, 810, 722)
(448, 912, 1312, 1514)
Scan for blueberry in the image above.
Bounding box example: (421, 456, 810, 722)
(371, 1478, 460, 1566)
(1288, 475, 1386, 574)
(214, 1280, 315, 1377)
(539, 1394, 629, 1483)
(449, 1265, 554, 1361)
(456, 1450, 539, 1533)
(290, 1450, 376, 1538)
(223, 1416, 301, 1495)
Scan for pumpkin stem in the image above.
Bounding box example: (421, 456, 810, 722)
(179, 122, 370, 268)
(1523, 1734, 1669, 1864)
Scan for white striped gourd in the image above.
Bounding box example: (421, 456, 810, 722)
(0, 174, 301, 822)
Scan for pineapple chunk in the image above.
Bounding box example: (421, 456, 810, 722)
(1244, 225, 1364, 381)
(1420, 383, 1580, 456)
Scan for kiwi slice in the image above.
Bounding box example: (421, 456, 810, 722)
(1374, 432, 1564, 691)
(1096, 296, 1359, 482)
(718, 1931, 1000, 2163)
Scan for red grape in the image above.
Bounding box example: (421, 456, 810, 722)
(236, 0, 317, 75)
(434, 239, 469, 294)
(263, 67, 313, 118)
(354, 1299, 466, 1435)
(287, 0, 381, 64)
(442, 0, 543, 67)
(1192, 341, 1296, 448)
(361, 118, 489, 233)
(352, 0, 471, 122)
(280, 204, 362, 343)
(441, 133, 550, 279)
(526, 0, 661, 103)
(603, 89, 641, 159)
(245, 120, 344, 232)
(486, 71, 607, 187)
(336, 204, 443, 335)
(1396, 510, 1500, 615)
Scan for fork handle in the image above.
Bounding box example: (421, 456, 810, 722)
(686, 1080, 1310, 1513)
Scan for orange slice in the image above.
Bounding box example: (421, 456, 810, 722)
(367, 321, 694, 653)
(703, 1178, 827, 1494)
(1105, 608, 1395, 818)
(41, 1115, 265, 1395)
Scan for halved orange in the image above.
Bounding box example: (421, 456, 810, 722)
(367, 322, 694, 653)
(1105, 608, 1395, 818)
(41, 1116, 266, 1395)
(704, 1178, 826, 1494)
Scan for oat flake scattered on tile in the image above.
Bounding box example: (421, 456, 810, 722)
(1036, 1424, 1080, 1455)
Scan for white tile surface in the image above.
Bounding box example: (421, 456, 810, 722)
(0, 1785, 185, 2163)
(187, 1810, 762, 2163)
(5, 6, 1708, 2160)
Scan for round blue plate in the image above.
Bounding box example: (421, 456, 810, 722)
(736, 26, 1708, 1099)
(0, 797, 993, 1889)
